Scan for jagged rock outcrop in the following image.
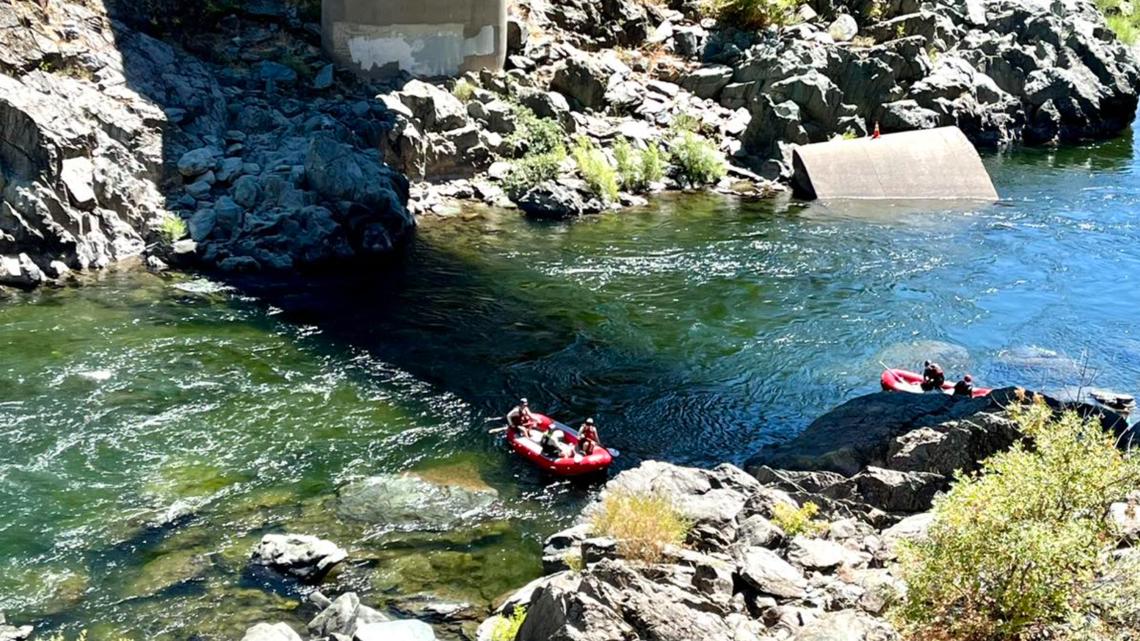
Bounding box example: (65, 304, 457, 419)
(746, 387, 1128, 516)
(0, 0, 412, 287)
(0, 0, 220, 288)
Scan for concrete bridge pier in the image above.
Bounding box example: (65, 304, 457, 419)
(321, 0, 507, 79)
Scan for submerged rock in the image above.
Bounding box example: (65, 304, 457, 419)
(336, 473, 499, 531)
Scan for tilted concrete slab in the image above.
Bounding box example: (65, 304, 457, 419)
(791, 127, 998, 201)
(322, 0, 507, 79)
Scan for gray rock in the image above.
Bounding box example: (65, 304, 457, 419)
(550, 54, 612, 110)
(353, 621, 435, 641)
(309, 592, 390, 637)
(791, 609, 897, 640)
(680, 65, 734, 100)
(240, 623, 302, 641)
(1109, 496, 1140, 542)
(251, 534, 347, 581)
(787, 536, 869, 571)
(314, 64, 334, 90)
(178, 147, 217, 178)
(216, 157, 244, 184)
(0, 254, 45, 289)
(397, 80, 468, 132)
(60, 157, 96, 210)
(827, 15, 858, 42)
(507, 17, 529, 53)
(737, 547, 808, 598)
(188, 208, 217, 242)
(517, 182, 602, 219)
(258, 61, 298, 85)
(233, 175, 262, 209)
(0, 624, 32, 641)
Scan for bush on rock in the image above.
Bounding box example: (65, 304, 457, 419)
(670, 130, 727, 188)
(895, 394, 1140, 640)
(590, 489, 692, 563)
(614, 138, 665, 193)
(572, 137, 620, 203)
(700, 0, 797, 30)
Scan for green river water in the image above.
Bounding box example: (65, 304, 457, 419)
(3, 130, 1140, 640)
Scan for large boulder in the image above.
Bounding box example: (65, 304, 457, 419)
(749, 391, 988, 476)
(736, 547, 808, 598)
(251, 534, 347, 582)
(240, 623, 302, 641)
(308, 592, 390, 637)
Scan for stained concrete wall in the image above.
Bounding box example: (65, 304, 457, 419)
(791, 127, 998, 201)
(322, 0, 507, 79)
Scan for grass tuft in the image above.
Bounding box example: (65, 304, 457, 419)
(590, 489, 692, 563)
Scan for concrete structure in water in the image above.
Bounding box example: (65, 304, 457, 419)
(321, 0, 507, 79)
(791, 127, 998, 201)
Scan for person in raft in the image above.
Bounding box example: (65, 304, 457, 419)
(921, 360, 946, 392)
(540, 429, 573, 459)
(506, 397, 536, 436)
(579, 417, 601, 446)
(953, 374, 975, 397)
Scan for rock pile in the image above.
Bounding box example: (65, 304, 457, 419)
(475, 390, 1136, 641)
(748, 387, 1128, 518)
(477, 462, 912, 641)
(2, 0, 1136, 284)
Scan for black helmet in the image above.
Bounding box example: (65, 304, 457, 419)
(923, 360, 931, 367)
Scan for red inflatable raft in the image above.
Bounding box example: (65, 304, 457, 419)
(505, 413, 614, 477)
(880, 368, 991, 398)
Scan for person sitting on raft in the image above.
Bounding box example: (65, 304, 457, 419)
(579, 417, 601, 446)
(506, 397, 536, 436)
(540, 429, 575, 459)
(953, 374, 974, 397)
(921, 360, 945, 392)
(578, 438, 597, 456)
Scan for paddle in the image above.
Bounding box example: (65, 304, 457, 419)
(488, 426, 508, 434)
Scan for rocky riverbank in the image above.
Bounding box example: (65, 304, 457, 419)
(465, 389, 1137, 641)
(2, 0, 1138, 289)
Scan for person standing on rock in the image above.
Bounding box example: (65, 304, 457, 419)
(921, 360, 946, 392)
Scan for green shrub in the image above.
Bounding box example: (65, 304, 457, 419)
(670, 113, 703, 134)
(700, 0, 796, 30)
(670, 130, 727, 187)
(452, 80, 477, 102)
(590, 489, 692, 562)
(563, 551, 585, 573)
(771, 501, 827, 537)
(158, 214, 188, 244)
(502, 148, 566, 199)
(894, 395, 1140, 641)
(572, 137, 619, 203)
(489, 606, 526, 641)
(506, 105, 564, 157)
(1107, 13, 1139, 44)
(614, 138, 666, 193)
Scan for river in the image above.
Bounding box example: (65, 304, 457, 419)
(2, 130, 1139, 640)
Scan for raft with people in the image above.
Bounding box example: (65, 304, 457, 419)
(880, 366, 992, 398)
(496, 398, 615, 477)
